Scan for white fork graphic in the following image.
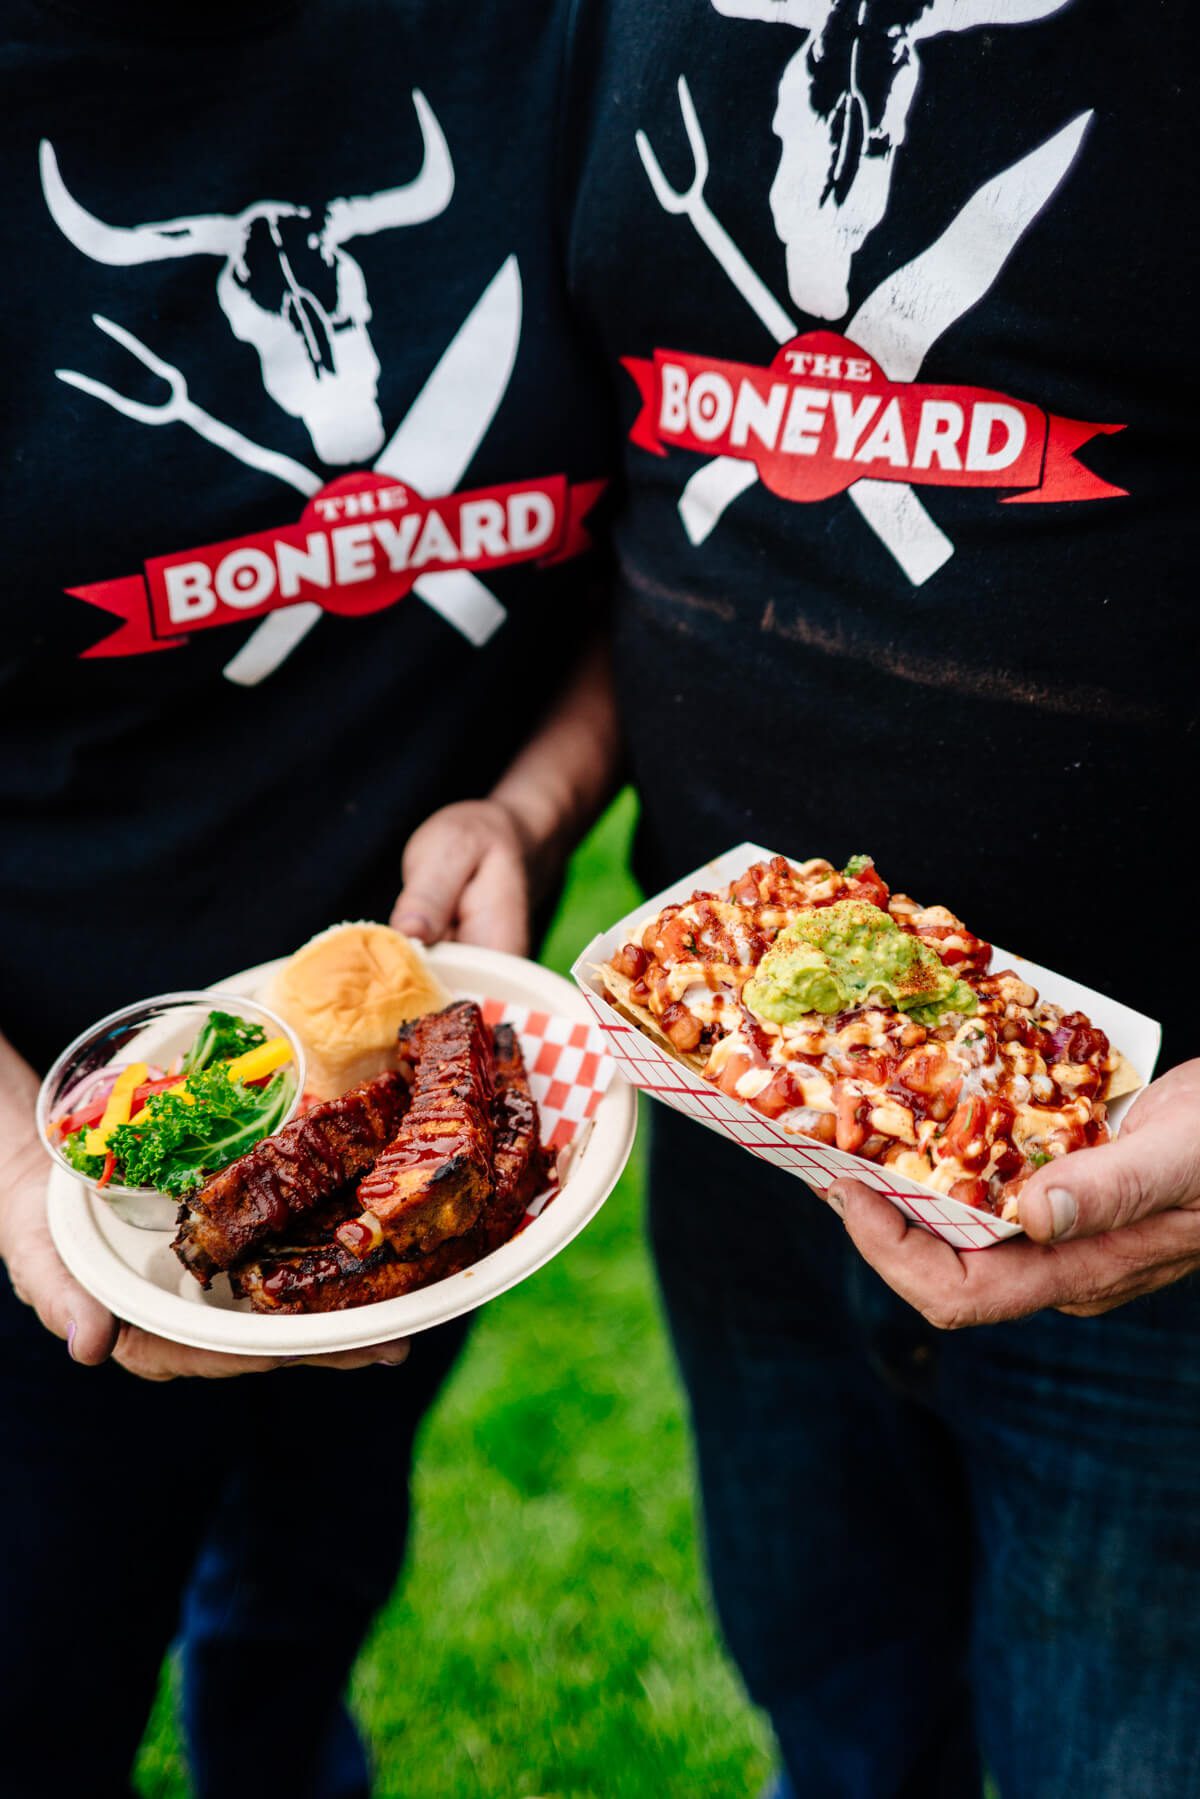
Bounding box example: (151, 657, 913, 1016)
(636, 77, 1091, 584)
(58, 258, 523, 683)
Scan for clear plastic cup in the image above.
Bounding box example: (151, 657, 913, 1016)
(37, 991, 306, 1230)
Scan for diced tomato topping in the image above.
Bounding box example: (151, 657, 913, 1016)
(912, 922, 992, 976)
(941, 1096, 987, 1162)
(845, 864, 890, 910)
(1044, 1012, 1110, 1066)
(941, 1095, 1015, 1169)
(713, 1051, 756, 1100)
(893, 1045, 961, 1116)
(949, 1176, 989, 1210)
(752, 1067, 804, 1121)
(834, 1049, 891, 1087)
(832, 1081, 869, 1153)
(730, 869, 763, 907)
(990, 1140, 1025, 1182)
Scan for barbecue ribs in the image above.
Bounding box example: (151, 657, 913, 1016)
(234, 1021, 550, 1314)
(336, 1001, 495, 1260)
(172, 1069, 408, 1287)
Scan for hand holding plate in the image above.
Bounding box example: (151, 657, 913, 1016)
(107, 1328, 410, 1380)
(5, 1148, 412, 1375)
(391, 799, 531, 955)
(2, 1144, 120, 1364)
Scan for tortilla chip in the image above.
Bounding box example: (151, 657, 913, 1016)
(594, 962, 708, 1076)
(1105, 1050, 1143, 1102)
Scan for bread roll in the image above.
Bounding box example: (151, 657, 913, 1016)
(266, 922, 449, 1098)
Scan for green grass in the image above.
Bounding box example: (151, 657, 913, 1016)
(134, 792, 774, 1799)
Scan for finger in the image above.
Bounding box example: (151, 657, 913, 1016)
(1019, 1114, 1200, 1245)
(391, 823, 483, 943)
(833, 1180, 976, 1327)
(833, 1178, 1075, 1328)
(112, 1326, 286, 1381)
(1048, 1208, 1200, 1311)
(836, 1177, 1200, 1327)
(65, 1294, 120, 1366)
(296, 1339, 411, 1372)
(5, 1208, 119, 1365)
(1057, 1252, 1200, 1316)
(455, 846, 530, 955)
(111, 1326, 410, 1381)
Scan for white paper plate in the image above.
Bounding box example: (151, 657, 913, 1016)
(46, 943, 637, 1355)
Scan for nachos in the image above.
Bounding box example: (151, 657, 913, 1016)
(603, 855, 1138, 1219)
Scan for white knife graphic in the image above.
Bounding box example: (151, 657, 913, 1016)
(676, 114, 1092, 585)
(224, 255, 523, 686)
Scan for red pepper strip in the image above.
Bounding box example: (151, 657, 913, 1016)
(56, 1088, 110, 1136)
(57, 1104, 106, 1136)
(97, 1151, 117, 1190)
(57, 1077, 180, 1136)
(136, 1077, 180, 1101)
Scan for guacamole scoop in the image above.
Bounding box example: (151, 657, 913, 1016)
(744, 900, 976, 1026)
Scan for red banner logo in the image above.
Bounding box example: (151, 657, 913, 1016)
(71, 471, 606, 658)
(621, 331, 1125, 507)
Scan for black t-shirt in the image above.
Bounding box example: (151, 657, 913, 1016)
(566, 0, 1198, 1064)
(1, 0, 607, 1067)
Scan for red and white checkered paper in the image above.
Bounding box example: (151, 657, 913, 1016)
(572, 844, 1161, 1253)
(477, 997, 616, 1225)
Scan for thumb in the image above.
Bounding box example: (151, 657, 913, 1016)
(1019, 1113, 1199, 1244)
(63, 1284, 121, 1366)
(391, 820, 482, 944)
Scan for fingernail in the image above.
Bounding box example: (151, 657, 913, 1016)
(826, 1185, 846, 1220)
(66, 1319, 77, 1360)
(1046, 1187, 1077, 1240)
(395, 913, 432, 941)
(376, 1350, 409, 1367)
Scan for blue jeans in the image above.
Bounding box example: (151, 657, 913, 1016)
(0, 1270, 465, 1799)
(649, 1106, 1200, 1799)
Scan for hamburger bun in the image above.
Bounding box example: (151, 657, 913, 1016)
(266, 922, 450, 1098)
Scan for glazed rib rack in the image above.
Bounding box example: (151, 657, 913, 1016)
(172, 1069, 409, 1286)
(337, 999, 496, 1260)
(175, 1003, 551, 1314)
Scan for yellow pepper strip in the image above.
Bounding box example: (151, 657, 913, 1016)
(84, 1062, 149, 1154)
(223, 1037, 293, 1085)
(123, 1038, 292, 1129)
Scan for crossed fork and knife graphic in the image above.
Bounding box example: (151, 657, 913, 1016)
(635, 77, 1092, 583)
(58, 257, 523, 685)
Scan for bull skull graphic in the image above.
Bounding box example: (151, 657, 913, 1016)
(711, 0, 1071, 319)
(40, 90, 453, 465)
(637, 4, 1089, 583)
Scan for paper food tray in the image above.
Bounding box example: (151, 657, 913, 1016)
(571, 843, 1161, 1251)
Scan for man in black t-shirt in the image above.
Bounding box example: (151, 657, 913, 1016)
(420, 2, 1200, 1792)
(0, 5, 611, 1795)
